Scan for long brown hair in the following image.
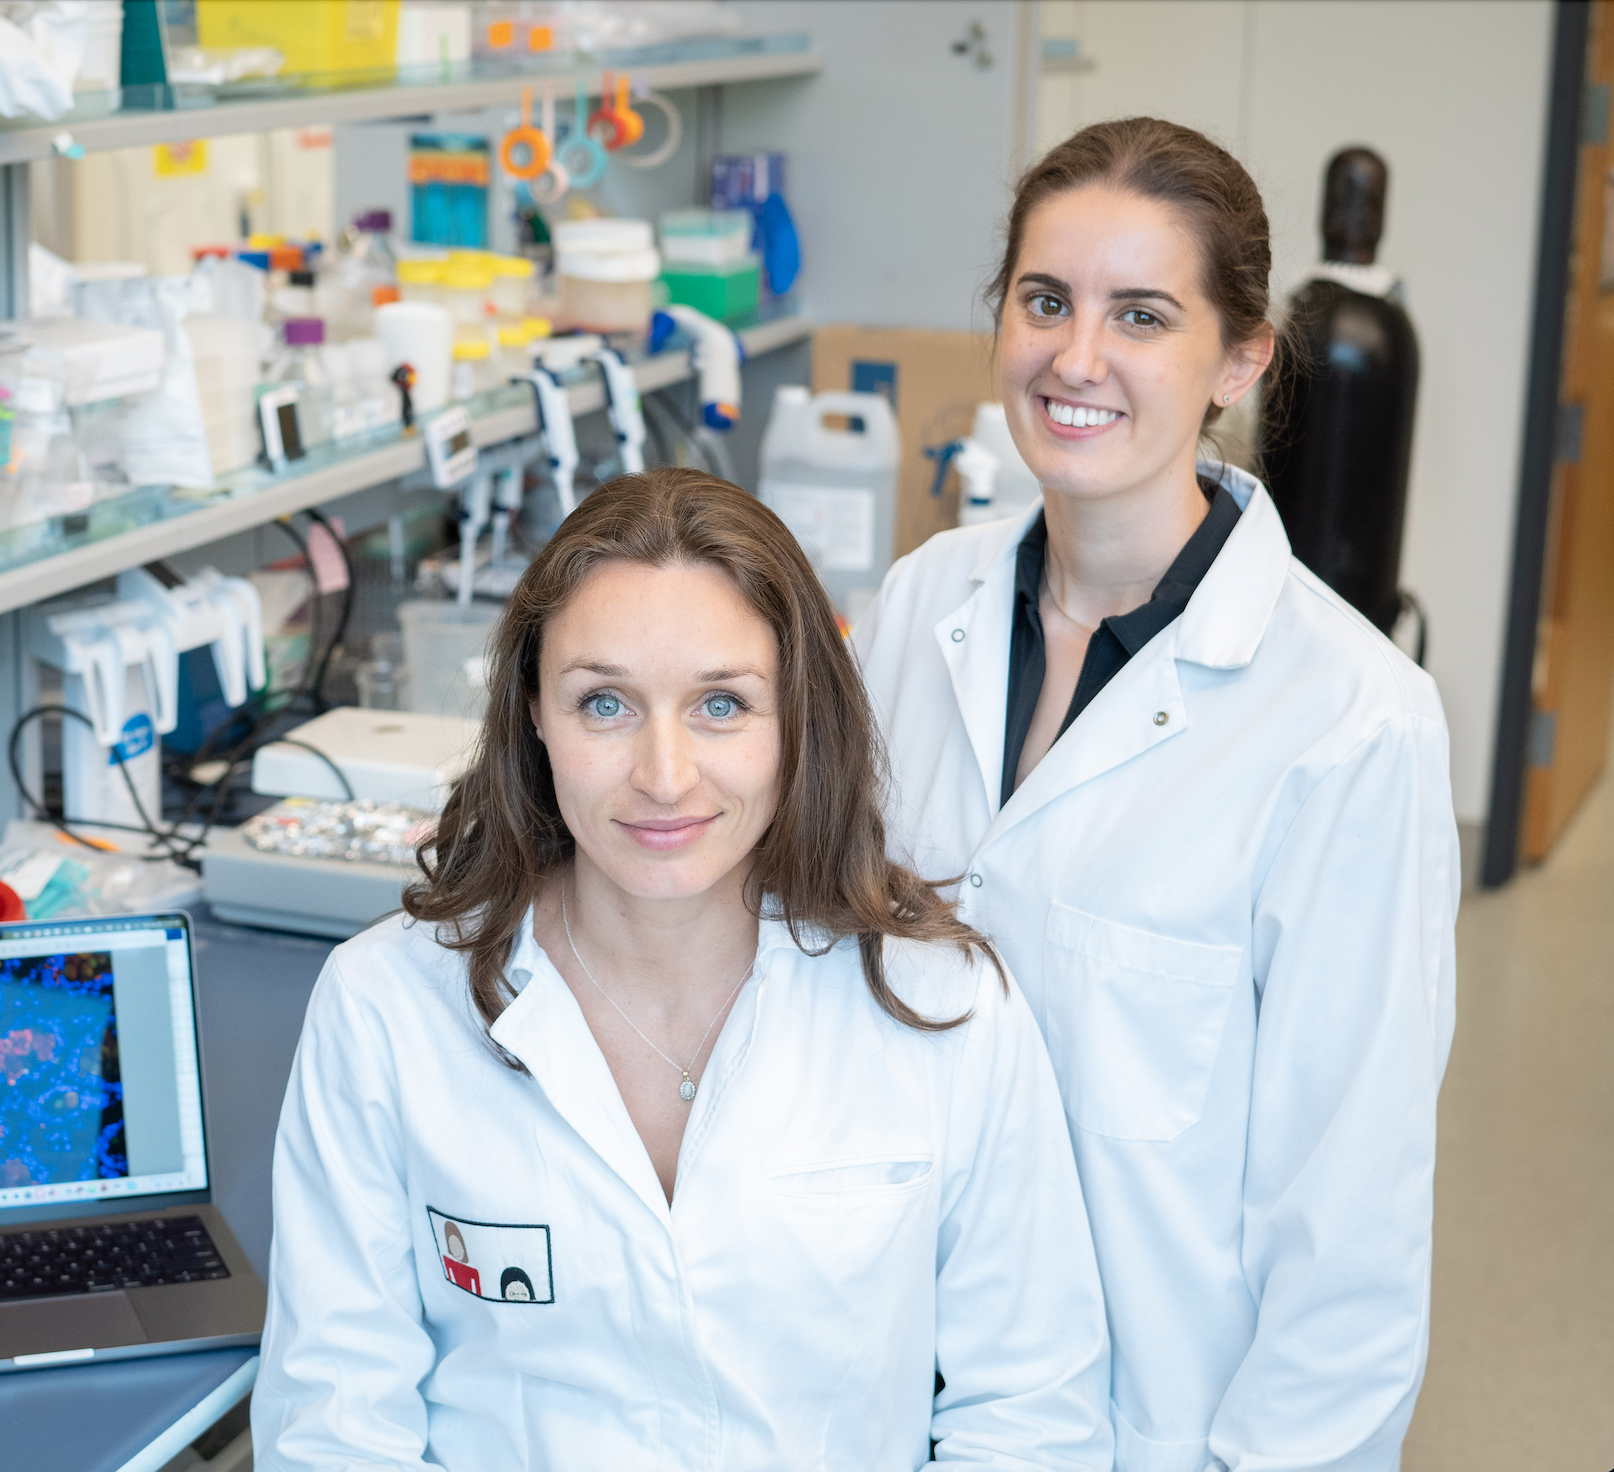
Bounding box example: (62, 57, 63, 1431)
(987, 116, 1279, 428)
(404, 467, 1000, 1059)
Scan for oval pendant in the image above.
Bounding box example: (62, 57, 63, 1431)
(679, 1078, 697, 1102)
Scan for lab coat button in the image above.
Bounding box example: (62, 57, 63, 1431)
(1153, 711, 1169, 726)
(968, 872, 983, 887)
(951, 628, 965, 642)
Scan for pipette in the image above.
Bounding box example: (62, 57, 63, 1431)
(589, 346, 647, 474)
(520, 367, 580, 515)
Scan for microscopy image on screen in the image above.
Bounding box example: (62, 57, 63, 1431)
(0, 952, 125, 1189)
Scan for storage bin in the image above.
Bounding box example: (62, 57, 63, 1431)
(398, 600, 499, 721)
(197, 0, 401, 76)
(553, 219, 659, 335)
(661, 256, 761, 323)
(660, 209, 753, 267)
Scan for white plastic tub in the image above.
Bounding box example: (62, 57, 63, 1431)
(398, 600, 500, 721)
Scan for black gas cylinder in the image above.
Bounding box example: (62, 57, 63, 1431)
(1262, 148, 1420, 636)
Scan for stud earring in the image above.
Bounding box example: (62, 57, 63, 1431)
(1222, 393, 1231, 404)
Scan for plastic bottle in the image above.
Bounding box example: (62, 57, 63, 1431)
(758, 385, 901, 619)
(321, 341, 365, 441)
(268, 319, 335, 450)
(348, 337, 399, 432)
(954, 439, 1002, 528)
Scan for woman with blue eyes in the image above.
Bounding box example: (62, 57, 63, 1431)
(854, 118, 1460, 1470)
(253, 467, 1114, 1470)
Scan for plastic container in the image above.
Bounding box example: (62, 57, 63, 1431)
(398, 600, 500, 721)
(320, 342, 366, 440)
(186, 316, 263, 474)
(375, 301, 454, 413)
(267, 319, 335, 449)
(440, 261, 496, 327)
(496, 321, 533, 380)
(451, 338, 495, 401)
(660, 209, 753, 267)
(471, 2, 572, 59)
(661, 256, 761, 323)
(969, 402, 1043, 518)
(196, 0, 401, 76)
(488, 254, 536, 317)
(396, 256, 445, 307)
(553, 219, 660, 334)
(759, 386, 901, 619)
(75, 3, 125, 92)
(349, 337, 401, 431)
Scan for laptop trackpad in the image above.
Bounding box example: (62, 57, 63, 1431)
(0, 1294, 149, 1362)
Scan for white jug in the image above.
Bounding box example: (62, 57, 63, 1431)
(758, 386, 901, 620)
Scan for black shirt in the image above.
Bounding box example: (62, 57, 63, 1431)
(1001, 482, 1242, 806)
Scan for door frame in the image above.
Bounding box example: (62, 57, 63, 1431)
(1483, 0, 1594, 887)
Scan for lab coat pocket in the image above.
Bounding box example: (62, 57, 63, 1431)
(427, 1206, 554, 1304)
(1043, 903, 1241, 1143)
(768, 1156, 934, 1196)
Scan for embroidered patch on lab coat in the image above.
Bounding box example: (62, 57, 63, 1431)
(427, 1206, 554, 1304)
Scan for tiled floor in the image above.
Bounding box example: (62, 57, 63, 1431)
(1404, 749, 1614, 1469)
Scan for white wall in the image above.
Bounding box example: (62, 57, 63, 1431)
(1035, 0, 1556, 824)
(726, 0, 1032, 333)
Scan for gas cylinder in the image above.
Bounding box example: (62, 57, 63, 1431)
(1262, 148, 1420, 637)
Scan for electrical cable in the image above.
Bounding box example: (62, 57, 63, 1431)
(8, 512, 366, 875)
(7, 705, 202, 868)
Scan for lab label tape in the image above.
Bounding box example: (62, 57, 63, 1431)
(427, 1206, 554, 1305)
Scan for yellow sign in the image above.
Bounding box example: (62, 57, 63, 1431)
(154, 140, 208, 176)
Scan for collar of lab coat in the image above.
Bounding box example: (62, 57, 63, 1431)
(488, 907, 804, 1225)
(941, 462, 1291, 836)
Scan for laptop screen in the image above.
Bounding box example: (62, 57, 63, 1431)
(0, 913, 207, 1218)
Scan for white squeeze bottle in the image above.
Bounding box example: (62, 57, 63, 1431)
(759, 386, 901, 621)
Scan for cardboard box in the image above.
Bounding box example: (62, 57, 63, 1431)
(811, 326, 1001, 559)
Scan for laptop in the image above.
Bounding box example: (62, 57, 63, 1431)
(0, 911, 265, 1371)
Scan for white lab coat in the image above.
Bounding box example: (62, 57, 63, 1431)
(251, 909, 1115, 1471)
(852, 466, 1459, 1472)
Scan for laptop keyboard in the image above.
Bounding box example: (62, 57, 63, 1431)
(0, 1216, 230, 1302)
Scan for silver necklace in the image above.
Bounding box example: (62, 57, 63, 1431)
(560, 880, 754, 1103)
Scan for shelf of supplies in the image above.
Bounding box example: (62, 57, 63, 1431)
(0, 310, 812, 616)
(0, 35, 821, 164)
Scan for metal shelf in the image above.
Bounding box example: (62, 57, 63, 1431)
(0, 40, 821, 164)
(0, 312, 811, 616)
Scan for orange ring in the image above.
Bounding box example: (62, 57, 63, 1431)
(588, 70, 636, 152)
(500, 87, 551, 180)
(613, 74, 644, 147)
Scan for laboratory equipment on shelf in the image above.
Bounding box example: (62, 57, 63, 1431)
(376, 300, 454, 413)
(1260, 146, 1422, 646)
(520, 364, 580, 515)
(552, 219, 660, 334)
(659, 208, 760, 323)
(656, 305, 742, 428)
(24, 564, 266, 832)
(202, 705, 480, 938)
(589, 345, 647, 474)
(265, 318, 335, 450)
(759, 385, 901, 620)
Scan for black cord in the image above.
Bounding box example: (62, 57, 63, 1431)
(273, 515, 322, 715)
(269, 738, 355, 801)
(303, 506, 355, 710)
(7, 705, 202, 869)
